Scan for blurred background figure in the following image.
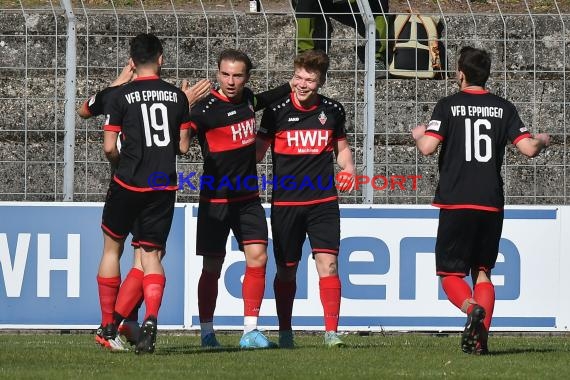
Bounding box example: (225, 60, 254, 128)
(293, 0, 389, 72)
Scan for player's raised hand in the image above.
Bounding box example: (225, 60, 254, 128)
(182, 79, 211, 108)
(412, 124, 427, 141)
(110, 61, 136, 87)
(534, 133, 551, 148)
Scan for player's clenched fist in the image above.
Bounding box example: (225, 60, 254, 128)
(411, 124, 427, 141)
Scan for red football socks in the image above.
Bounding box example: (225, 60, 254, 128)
(198, 270, 219, 323)
(127, 297, 143, 321)
(474, 281, 495, 331)
(114, 268, 144, 322)
(441, 275, 473, 313)
(142, 274, 165, 320)
(97, 275, 121, 325)
(243, 266, 266, 317)
(319, 275, 341, 332)
(274, 277, 297, 331)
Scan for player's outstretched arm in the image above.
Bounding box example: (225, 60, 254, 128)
(179, 128, 190, 155)
(253, 82, 292, 111)
(412, 124, 441, 156)
(334, 139, 355, 192)
(76, 62, 135, 119)
(181, 79, 211, 108)
(103, 130, 120, 170)
(515, 133, 551, 158)
(256, 137, 271, 163)
(76, 101, 92, 119)
(256, 108, 276, 163)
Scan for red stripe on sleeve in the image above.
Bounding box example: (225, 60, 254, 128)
(104, 124, 121, 132)
(425, 131, 444, 141)
(512, 132, 532, 145)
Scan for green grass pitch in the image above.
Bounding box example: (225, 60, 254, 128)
(1, 332, 570, 379)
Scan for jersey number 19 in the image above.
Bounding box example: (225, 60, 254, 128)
(141, 103, 171, 147)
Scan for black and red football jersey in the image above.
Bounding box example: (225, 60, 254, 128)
(258, 92, 347, 205)
(81, 85, 124, 117)
(190, 84, 290, 202)
(425, 88, 531, 211)
(104, 75, 191, 191)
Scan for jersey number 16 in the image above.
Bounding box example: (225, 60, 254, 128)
(465, 118, 492, 162)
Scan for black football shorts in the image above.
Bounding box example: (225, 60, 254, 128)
(271, 200, 340, 265)
(102, 180, 176, 248)
(196, 197, 268, 257)
(435, 208, 504, 276)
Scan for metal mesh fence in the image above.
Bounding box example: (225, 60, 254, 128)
(0, 0, 568, 204)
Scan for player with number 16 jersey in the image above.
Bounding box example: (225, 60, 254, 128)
(413, 46, 551, 356)
(425, 89, 530, 211)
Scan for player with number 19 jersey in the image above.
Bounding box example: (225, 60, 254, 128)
(104, 75, 191, 191)
(424, 88, 531, 211)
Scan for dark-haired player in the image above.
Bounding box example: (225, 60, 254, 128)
(98, 33, 192, 354)
(79, 62, 210, 350)
(412, 46, 550, 354)
(189, 48, 291, 349)
(256, 49, 355, 348)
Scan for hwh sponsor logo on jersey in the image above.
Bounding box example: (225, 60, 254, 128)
(287, 130, 329, 147)
(230, 118, 256, 144)
(205, 117, 257, 152)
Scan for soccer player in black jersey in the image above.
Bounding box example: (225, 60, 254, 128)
(79, 62, 210, 350)
(412, 46, 551, 355)
(78, 61, 142, 350)
(256, 50, 355, 348)
(188, 49, 291, 349)
(98, 33, 192, 354)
